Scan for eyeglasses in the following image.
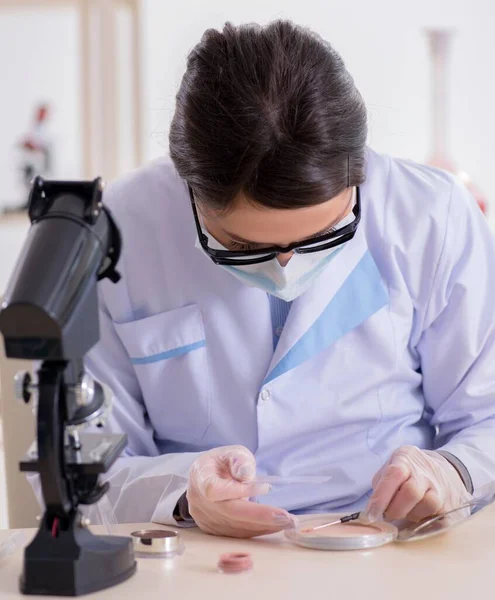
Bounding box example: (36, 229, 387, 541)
(189, 185, 361, 266)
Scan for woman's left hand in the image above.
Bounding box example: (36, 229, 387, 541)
(362, 446, 471, 523)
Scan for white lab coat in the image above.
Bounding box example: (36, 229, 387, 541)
(81, 148, 495, 526)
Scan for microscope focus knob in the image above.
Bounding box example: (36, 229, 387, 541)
(14, 371, 33, 404)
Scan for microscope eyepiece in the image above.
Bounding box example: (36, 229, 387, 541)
(0, 177, 121, 360)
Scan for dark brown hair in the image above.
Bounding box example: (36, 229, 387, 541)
(169, 20, 367, 211)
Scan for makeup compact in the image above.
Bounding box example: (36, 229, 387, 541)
(130, 529, 184, 558)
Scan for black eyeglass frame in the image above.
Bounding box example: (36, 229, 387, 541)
(189, 184, 361, 266)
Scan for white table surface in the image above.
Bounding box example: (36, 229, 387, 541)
(1, 507, 495, 600)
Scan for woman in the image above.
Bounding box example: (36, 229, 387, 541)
(85, 20, 495, 537)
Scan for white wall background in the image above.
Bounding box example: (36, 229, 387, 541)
(0, 5, 81, 209)
(0, 0, 493, 211)
(140, 0, 495, 226)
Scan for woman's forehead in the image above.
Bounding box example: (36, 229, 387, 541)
(203, 188, 352, 246)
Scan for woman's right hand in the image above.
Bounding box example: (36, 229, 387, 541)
(187, 445, 296, 538)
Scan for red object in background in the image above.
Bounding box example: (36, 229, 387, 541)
(36, 104, 49, 122)
(2, 103, 53, 213)
(18, 102, 52, 197)
(458, 174, 487, 215)
(19, 103, 50, 153)
(425, 29, 488, 215)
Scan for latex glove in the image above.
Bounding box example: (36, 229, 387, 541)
(362, 446, 472, 523)
(187, 445, 296, 538)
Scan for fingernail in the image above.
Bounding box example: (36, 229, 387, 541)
(362, 508, 382, 523)
(231, 459, 255, 481)
(272, 512, 293, 527)
(254, 483, 272, 495)
(235, 465, 254, 481)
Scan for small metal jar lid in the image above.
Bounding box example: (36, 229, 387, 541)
(130, 529, 184, 557)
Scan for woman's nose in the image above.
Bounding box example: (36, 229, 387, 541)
(277, 252, 294, 267)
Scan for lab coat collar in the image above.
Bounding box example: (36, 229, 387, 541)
(263, 221, 389, 384)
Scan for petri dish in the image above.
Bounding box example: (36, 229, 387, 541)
(285, 514, 398, 551)
(396, 501, 483, 543)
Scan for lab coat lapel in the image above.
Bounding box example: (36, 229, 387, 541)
(264, 224, 388, 384)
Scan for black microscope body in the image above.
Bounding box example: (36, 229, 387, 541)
(0, 177, 136, 595)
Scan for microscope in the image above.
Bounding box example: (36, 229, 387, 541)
(0, 177, 137, 595)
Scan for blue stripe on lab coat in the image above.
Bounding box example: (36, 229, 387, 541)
(130, 340, 206, 365)
(263, 251, 389, 384)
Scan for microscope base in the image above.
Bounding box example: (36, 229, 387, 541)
(20, 517, 136, 596)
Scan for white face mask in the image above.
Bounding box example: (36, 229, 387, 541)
(195, 189, 356, 302)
